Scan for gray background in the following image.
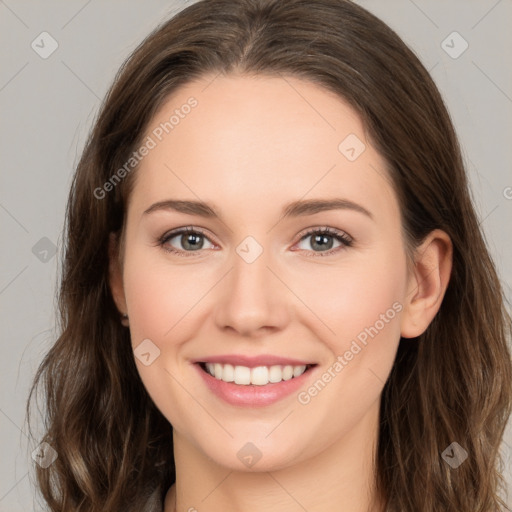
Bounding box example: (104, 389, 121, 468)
(0, 0, 511, 510)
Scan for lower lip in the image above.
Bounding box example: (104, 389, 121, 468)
(194, 363, 316, 407)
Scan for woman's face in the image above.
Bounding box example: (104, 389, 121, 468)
(111, 74, 413, 471)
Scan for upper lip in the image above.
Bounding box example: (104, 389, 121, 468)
(192, 354, 315, 368)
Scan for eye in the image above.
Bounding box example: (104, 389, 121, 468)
(294, 227, 353, 257)
(159, 227, 216, 256)
(157, 226, 353, 258)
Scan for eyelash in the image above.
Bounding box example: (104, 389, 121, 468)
(157, 226, 353, 258)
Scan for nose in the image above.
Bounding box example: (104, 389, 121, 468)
(213, 246, 290, 338)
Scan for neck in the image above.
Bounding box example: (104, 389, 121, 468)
(164, 401, 384, 512)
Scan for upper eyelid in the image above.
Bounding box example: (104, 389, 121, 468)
(161, 226, 216, 244)
(296, 226, 351, 240)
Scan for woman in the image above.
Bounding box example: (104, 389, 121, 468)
(27, 0, 512, 510)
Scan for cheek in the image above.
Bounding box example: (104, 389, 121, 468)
(121, 251, 218, 407)
(121, 252, 203, 429)
(290, 252, 405, 442)
(302, 247, 406, 344)
(123, 253, 209, 342)
(296, 246, 407, 412)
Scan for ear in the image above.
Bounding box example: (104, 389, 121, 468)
(400, 229, 453, 338)
(108, 232, 127, 316)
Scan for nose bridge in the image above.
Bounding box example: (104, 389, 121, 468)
(232, 246, 272, 301)
(214, 237, 288, 335)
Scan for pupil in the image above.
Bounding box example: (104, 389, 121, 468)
(183, 233, 202, 251)
(313, 234, 333, 251)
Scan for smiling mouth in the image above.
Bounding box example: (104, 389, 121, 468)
(198, 362, 317, 386)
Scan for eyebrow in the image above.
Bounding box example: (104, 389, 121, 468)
(143, 198, 373, 220)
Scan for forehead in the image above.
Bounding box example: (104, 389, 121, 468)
(131, 73, 397, 223)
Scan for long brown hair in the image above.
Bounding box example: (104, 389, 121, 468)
(27, 0, 512, 510)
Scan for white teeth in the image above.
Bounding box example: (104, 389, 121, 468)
(234, 366, 251, 385)
(293, 365, 305, 377)
(269, 365, 283, 383)
(251, 366, 268, 386)
(282, 365, 294, 380)
(221, 363, 234, 382)
(203, 363, 308, 385)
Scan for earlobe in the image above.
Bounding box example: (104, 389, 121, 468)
(400, 229, 453, 339)
(108, 232, 128, 317)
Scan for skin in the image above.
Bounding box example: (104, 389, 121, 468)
(109, 74, 452, 512)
